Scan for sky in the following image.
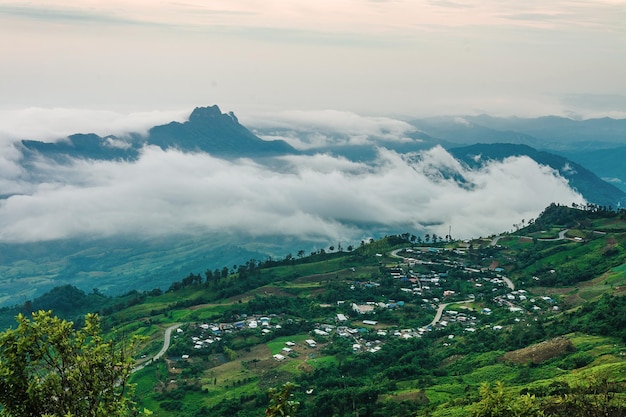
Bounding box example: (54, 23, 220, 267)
(0, 0, 618, 247)
(0, 0, 625, 117)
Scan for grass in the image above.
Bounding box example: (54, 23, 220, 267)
(425, 383, 466, 405)
(462, 364, 517, 385)
(266, 335, 311, 354)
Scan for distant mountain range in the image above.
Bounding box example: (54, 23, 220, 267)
(408, 115, 626, 195)
(16, 106, 626, 208)
(21, 105, 295, 162)
(448, 143, 626, 209)
(410, 114, 626, 150)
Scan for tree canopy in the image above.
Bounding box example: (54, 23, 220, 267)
(0, 310, 137, 417)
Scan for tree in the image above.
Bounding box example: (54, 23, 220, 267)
(0, 310, 139, 417)
(266, 382, 299, 417)
(470, 381, 543, 417)
(205, 268, 213, 284)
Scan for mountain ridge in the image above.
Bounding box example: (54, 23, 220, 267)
(448, 143, 626, 208)
(20, 105, 296, 161)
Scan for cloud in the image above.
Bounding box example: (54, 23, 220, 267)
(558, 94, 626, 119)
(244, 109, 420, 150)
(0, 108, 189, 143)
(0, 142, 584, 244)
(3, 1, 622, 34)
(1, 1, 624, 118)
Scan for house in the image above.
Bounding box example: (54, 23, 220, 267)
(273, 354, 286, 361)
(336, 314, 348, 322)
(363, 320, 378, 326)
(305, 339, 317, 348)
(352, 303, 375, 314)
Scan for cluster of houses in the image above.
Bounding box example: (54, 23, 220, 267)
(376, 246, 560, 338)
(272, 248, 525, 355)
(176, 315, 283, 358)
(494, 291, 559, 313)
(176, 244, 563, 361)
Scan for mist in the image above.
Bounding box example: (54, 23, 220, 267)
(0, 108, 585, 244)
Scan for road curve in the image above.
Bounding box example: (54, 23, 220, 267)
(133, 323, 182, 373)
(430, 299, 473, 327)
(537, 229, 570, 242)
(502, 277, 515, 290)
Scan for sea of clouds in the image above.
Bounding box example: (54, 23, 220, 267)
(0, 108, 585, 245)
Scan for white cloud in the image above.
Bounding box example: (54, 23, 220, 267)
(245, 109, 420, 150)
(0, 108, 189, 142)
(0, 143, 584, 244)
(0, 1, 624, 118)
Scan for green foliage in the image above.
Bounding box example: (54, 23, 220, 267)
(470, 381, 543, 417)
(0, 310, 138, 417)
(266, 382, 299, 417)
(559, 295, 626, 342)
(557, 351, 594, 370)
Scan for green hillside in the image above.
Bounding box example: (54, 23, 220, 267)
(2, 204, 626, 416)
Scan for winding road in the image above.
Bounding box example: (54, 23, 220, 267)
(537, 229, 570, 241)
(132, 323, 182, 373)
(492, 229, 572, 245)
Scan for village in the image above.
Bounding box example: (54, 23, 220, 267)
(171, 243, 560, 363)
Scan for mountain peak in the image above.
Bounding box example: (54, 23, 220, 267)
(188, 105, 224, 122)
(146, 105, 295, 157)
